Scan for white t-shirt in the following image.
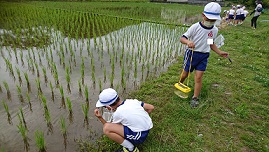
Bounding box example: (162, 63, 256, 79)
(112, 99, 153, 132)
(228, 9, 235, 15)
(182, 22, 218, 53)
(243, 10, 249, 17)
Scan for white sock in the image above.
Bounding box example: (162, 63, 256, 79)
(120, 139, 134, 151)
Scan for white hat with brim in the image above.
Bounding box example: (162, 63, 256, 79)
(203, 2, 222, 20)
(96, 88, 118, 107)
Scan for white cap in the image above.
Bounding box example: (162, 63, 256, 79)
(96, 88, 118, 107)
(203, 2, 221, 20)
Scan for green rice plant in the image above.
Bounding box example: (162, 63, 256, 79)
(84, 85, 89, 103)
(17, 121, 29, 152)
(34, 62, 40, 78)
(3, 81, 11, 101)
(66, 97, 72, 114)
(26, 92, 32, 112)
(65, 67, 71, 94)
(59, 85, 66, 109)
(81, 67, 85, 86)
(2, 99, 12, 124)
(52, 63, 59, 86)
(16, 85, 24, 103)
(103, 67, 107, 83)
(81, 103, 89, 126)
(18, 107, 27, 130)
(59, 116, 67, 149)
(98, 78, 102, 93)
(35, 130, 46, 152)
(20, 52, 25, 66)
(42, 67, 48, 84)
(35, 78, 42, 96)
(49, 81, 54, 102)
(24, 72, 31, 93)
(78, 80, 82, 98)
(16, 67, 23, 86)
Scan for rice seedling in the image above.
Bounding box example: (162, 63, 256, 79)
(41, 95, 53, 134)
(23, 72, 31, 93)
(35, 130, 46, 152)
(65, 67, 71, 94)
(42, 66, 48, 84)
(59, 85, 66, 109)
(26, 92, 32, 112)
(52, 63, 59, 86)
(3, 81, 11, 101)
(35, 78, 43, 96)
(16, 85, 24, 103)
(59, 116, 67, 150)
(34, 62, 40, 78)
(2, 99, 12, 124)
(15, 67, 23, 86)
(81, 103, 89, 127)
(17, 120, 29, 152)
(98, 78, 102, 93)
(66, 97, 73, 123)
(81, 68, 85, 86)
(20, 52, 24, 66)
(78, 80, 82, 98)
(84, 85, 89, 104)
(49, 81, 54, 102)
(18, 107, 27, 130)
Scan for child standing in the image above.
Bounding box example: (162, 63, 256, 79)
(179, 2, 229, 108)
(250, 1, 263, 29)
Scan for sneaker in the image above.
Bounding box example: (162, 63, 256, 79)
(190, 97, 199, 108)
(124, 147, 139, 152)
(115, 147, 139, 152)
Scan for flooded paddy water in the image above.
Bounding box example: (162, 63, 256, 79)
(0, 4, 187, 152)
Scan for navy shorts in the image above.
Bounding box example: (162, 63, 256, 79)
(228, 14, 234, 19)
(183, 49, 209, 72)
(124, 126, 149, 145)
(235, 15, 241, 20)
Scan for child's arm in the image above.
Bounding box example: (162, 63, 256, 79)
(143, 103, 154, 114)
(94, 108, 107, 124)
(210, 44, 229, 58)
(180, 37, 195, 48)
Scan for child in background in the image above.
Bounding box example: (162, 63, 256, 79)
(250, 1, 263, 29)
(228, 6, 236, 25)
(179, 2, 229, 108)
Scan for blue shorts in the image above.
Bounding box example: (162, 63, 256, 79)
(235, 15, 241, 20)
(228, 14, 234, 19)
(124, 126, 149, 145)
(183, 49, 209, 72)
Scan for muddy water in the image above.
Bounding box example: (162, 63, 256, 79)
(0, 22, 186, 152)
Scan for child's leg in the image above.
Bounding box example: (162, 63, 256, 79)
(193, 70, 204, 98)
(103, 123, 125, 143)
(103, 123, 135, 150)
(180, 70, 189, 83)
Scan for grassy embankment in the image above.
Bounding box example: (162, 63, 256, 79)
(21, 1, 269, 151)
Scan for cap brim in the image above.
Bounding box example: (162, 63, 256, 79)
(96, 100, 106, 107)
(204, 14, 221, 20)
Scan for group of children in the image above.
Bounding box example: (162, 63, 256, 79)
(223, 1, 263, 29)
(223, 5, 249, 26)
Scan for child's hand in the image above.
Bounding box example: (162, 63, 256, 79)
(187, 41, 195, 48)
(94, 108, 102, 118)
(219, 51, 229, 58)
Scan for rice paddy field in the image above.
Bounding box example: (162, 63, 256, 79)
(0, 1, 193, 152)
(1, 1, 268, 152)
